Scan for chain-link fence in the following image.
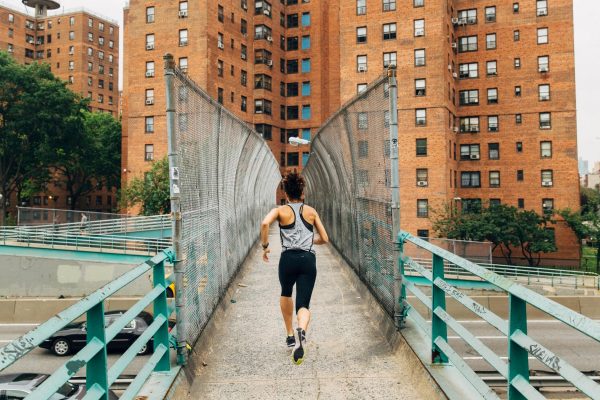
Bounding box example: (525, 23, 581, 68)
(17, 207, 125, 226)
(303, 75, 399, 314)
(164, 58, 281, 353)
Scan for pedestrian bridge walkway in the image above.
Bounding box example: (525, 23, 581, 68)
(178, 233, 443, 400)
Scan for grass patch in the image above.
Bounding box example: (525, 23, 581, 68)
(581, 245, 598, 272)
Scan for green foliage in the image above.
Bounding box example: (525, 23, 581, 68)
(121, 157, 170, 216)
(432, 203, 556, 266)
(0, 51, 86, 223)
(559, 194, 600, 272)
(580, 187, 600, 216)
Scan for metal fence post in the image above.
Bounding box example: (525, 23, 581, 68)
(508, 294, 528, 400)
(86, 302, 109, 400)
(164, 53, 187, 366)
(388, 66, 404, 328)
(431, 254, 448, 364)
(153, 260, 171, 371)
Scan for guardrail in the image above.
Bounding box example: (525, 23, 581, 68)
(399, 231, 600, 399)
(16, 215, 171, 237)
(0, 227, 172, 255)
(0, 249, 178, 400)
(406, 258, 600, 290)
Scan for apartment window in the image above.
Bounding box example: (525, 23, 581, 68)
(517, 170, 524, 181)
(486, 61, 497, 76)
(488, 143, 499, 159)
(88, 33, 94, 42)
(256, 124, 273, 141)
(357, 55, 367, 72)
(87, 47, 93, 57)
(87, 62, 93, 72)
(416, 138, 427, 156)
(383, 0, 396, 11)
(513, 3, 520, 13)
(457, 9, 477, 24)
(287, 106, 299, 120)
(357, 83, 367, 93)
(255, 1, 272, 17)
(358, 141, 369, 158)
(458, 36, 477, 52)
(356, 27, 367, 43)
(487, 88, 498, 104)
(539, 84, 550, 101)
(358, 112, 368, 129)
(287, 14, 299, 28)
(254, 99, 272, 115)
(145, 144, 154, 161)
(414, 49, 425, 66)
(537, 0, 548, 16)
(489, 171, 500, 188)
(516, 142, 523, 152)
(417, 229, 429, 238)
(486, 33, 496, 50)
(542, 198, 554, 214)
(217, 60, 224, 77)
(301, 35, 311, 50)
(414, 0, 424, 6)
(514, 30, 520, 41)
(416, 169, 428, 186)
(68, 31, 75, 40)
(541, 141, 552, 158)
(180, 1, 189, 16)
(460, 144, 480, 160)
(540, 112, 551, 129)
(485, 6, 496, 22)
(383, 52, 396, 68)
(69, 16, 75, 26)
(417, 199, 429, 217)
(8, 13, 14, 23)
(87, 77, 92, 87)
(146, 34, 155, 50)
(515, 86, 521, 97)
(255, 74, 272, 90)
(461, 172, 481, 187)
(98, 79, 104, 89)
(537, 28, 548, 44)
(415, 109, 426, 126)
(254, 25, 272, 40)
(541, 170, 553, 186)
(302, 105, 311, 120)
(218, 5, 224, 22)
(68, 76, 74, 84)
(488, 116, 499, 132)
(379, 23, 396, 41)
(145, 89, 154, 104)
(69, 61, 75, 70)
(88, 17, 93, 28)
(302, 81, 311, 96)
(538, 55, 549, 72)
(145, 61, 155, 77)
(301, 58, 311, 73)
(459, 90, 479, 105)
(302, 12, 311, 26)
(241, 96, 247, 112)
(98, 36, 105, 46)
(459, 63, 478, 79)
(240, 70, 247, 87)
(145, 116, 154, 133)
(460, 117, 480, 133)
(514, 58, 521, 69)
(516, 114, 522, 124)
(109, 54, 114, 63)
(287, 152, 299, 167)
(179, 57, 188, 72)
(415, 79, 426, 96)
(414, 19, 425, 37)
(357, 0, 366, 15)
(287, 36, 299, 51)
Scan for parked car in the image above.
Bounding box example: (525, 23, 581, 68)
(0, 373, 118, 400)
(39, 311, 174, 356)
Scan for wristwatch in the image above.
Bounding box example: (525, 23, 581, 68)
(262, 242, 269, 249)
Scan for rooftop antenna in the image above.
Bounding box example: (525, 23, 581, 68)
(22, 0, 60, 17)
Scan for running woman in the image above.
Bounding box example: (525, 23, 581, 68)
(260, 172, 329, 365)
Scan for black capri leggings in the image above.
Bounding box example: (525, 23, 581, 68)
(278, 250, 317, 313)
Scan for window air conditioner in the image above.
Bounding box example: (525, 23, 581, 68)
(417, 181, 428, 187)
(470, 154, 480, 160)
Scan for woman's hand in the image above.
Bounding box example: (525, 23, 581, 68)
(262, 248, 271, 262)
(313, 235, 326, 245)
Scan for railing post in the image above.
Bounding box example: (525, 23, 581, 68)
(431, 254, 448, 363)
(388, 66, 404, 328)
(153, 260, 171, 371)
(165, 53, 187, 365)
(508, 294, 528, 400)
(86, 302, 109, 400)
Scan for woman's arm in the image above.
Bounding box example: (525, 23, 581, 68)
(260, 208, 279, 261)
(312, 212, 329, 245)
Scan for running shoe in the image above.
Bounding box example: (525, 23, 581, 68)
(292, 328, 306, 365)
(286, 334, 296, 348)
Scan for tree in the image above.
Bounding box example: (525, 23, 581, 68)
(432, 203, 557, 266)
(560, 202, 600, 272)
(0, 51, 85, 224)
(121, 157, 170, 215)
(52, 111, 121, 209)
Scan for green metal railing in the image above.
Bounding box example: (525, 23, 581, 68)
(16, 215, 171, 236)
(0, 227, 172, 255)
(0, 248, 177, 400)
(399, 231, 600, 399)
(407, 258, 600, 290)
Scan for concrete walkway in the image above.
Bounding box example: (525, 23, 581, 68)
(180, 233, 443, 400)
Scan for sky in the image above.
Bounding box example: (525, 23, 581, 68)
(3, 0, 599, 169)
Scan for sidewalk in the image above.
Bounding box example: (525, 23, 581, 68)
(180, 233, 443, 400)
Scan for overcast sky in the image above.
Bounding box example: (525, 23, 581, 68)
(3, 0, 599, 169)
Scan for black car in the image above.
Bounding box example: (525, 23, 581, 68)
(40, 311, 172, 356)
(0, 373, 117, 400)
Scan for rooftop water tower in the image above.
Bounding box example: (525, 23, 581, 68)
(22, 0, 60, 17)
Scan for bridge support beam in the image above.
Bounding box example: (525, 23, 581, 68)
(508, 295, 529, 400)
(431, 254, 448, 364)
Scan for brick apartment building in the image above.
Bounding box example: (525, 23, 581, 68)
(0, 0, 120, 216)
(122, 0, 580, 265)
